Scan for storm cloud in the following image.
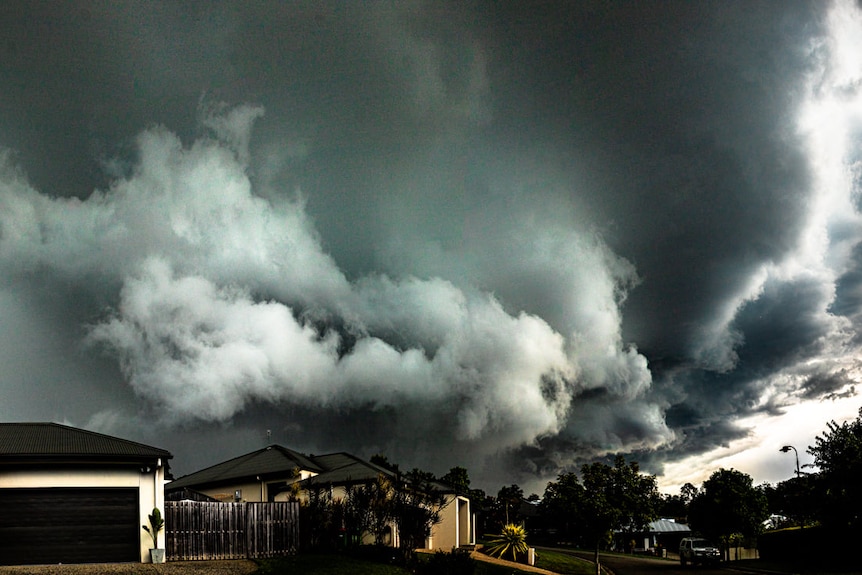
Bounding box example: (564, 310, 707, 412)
(1, 1, 861, 490)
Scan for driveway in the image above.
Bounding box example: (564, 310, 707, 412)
(0, 561, 258, 575)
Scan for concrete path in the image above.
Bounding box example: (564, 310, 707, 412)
(470, 550, 560, 574)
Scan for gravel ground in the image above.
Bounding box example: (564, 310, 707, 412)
(0, 561, 258, 575)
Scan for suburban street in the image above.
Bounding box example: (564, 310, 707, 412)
(553, 550, 734, 575)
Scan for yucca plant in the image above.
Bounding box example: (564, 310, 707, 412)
(485, 523, 529, 562)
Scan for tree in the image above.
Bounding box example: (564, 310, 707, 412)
(540, 471, 585, 544)
(579, 456, 659, 575)
(370, 454, 399, 472)
(344, 474, 394, 546)
(680, 482, 699, 504)
(441, 466, 471, 495)
(343, 456, 448, 561)
(769, 475, 818, 528)
(494, 484, 525, 526)
(688, 468, 768, 560)
(658, 493, 687, 521)
(657, 482, 698, 523)
(299, 482, 339, 550)
(808, 407, 862, 533)
(390, 468, 447, 562)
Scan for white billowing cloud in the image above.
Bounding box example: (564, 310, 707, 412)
(86, 256, 574, 447)
(0, 104, 669, 459)
(1, 119, 352, 313)
(87, 258, 341, 419)
(198, 102, 265, 166)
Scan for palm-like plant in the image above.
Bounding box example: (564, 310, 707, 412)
(486, 523, 529, 562)
(142, 507, 165, 549)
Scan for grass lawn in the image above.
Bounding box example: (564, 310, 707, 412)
(532, 549, 598, 575)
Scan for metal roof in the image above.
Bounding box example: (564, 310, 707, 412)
(0, 422, 171, 460)
(168, 444, 324, 489)
(300, 452, 396, 486)
(169, 446, 457, 494)
(302, 453, 456, 493)
(649, 519, 691, 533)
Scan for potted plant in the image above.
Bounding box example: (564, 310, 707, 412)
(143, 507, 166, 563)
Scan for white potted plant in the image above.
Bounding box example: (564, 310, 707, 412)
(142, 507, 166, 563)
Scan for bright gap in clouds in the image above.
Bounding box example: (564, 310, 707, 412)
(661, 0, 862, 495)
(659, 394, 860, 493)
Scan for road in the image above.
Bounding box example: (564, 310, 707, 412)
(551, 550, 733, 575)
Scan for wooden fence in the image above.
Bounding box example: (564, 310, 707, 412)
(165, 500, 300, 561)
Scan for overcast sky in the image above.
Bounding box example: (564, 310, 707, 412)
(2, 0, 861, 495)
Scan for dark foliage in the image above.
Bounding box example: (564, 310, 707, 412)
(808, 407, 862, 533)
(539, 456, 659, 575)
(414, 548, 476, 575)
(299, 484, 345, 551)
(759, 526, 859, 570)
(767, 474, 819, 528)
(688, 468, 768, 560)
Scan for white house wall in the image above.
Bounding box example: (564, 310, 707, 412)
(430, 494, 473, 551)
(194, 479, 268, 502)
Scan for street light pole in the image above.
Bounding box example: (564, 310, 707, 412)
(780, 445, 800, 477)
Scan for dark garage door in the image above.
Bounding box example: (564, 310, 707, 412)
(0, 487, 139, 565)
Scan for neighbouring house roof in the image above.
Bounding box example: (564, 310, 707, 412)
(168, 444, 324, 490)
(168, 445, 457, 496)
(299, 452, 456, 494)
(649, 519, 691, 533)
(300, 452, 396, 486)
(0, 422, 172, 464)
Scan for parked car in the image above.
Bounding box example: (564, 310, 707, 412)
(678, 537, 720, 566)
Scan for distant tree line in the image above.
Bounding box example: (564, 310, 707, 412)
(294, 407, 862, 570)
(529, 407, 862, 567)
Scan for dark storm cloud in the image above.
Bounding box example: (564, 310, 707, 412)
(833, 241, 862, 338)
(800, 371, 856, 401)
(1, 0, 861, 488)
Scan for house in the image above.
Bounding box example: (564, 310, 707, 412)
(0, 422, 172, 565)
(167, 445, 475, 551)
(166, 444, 323, 502)
(644, 519, 691, 554)
(614, 518, 691, 555)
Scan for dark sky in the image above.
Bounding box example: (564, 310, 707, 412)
(1, 0, 861, 493)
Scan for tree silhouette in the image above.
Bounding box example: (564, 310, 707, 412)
(688, 468, 767, 560)
(808, 407, 862, 532)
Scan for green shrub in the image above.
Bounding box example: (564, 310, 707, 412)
(416, 548, 476, 575)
